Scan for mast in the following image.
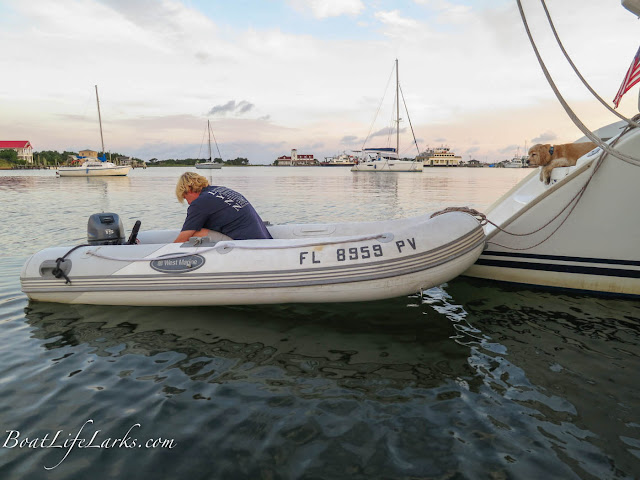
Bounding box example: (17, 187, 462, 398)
(395, 58, 399, 156)
(207, 120, 212, 161)
(95, 85, 105, 156)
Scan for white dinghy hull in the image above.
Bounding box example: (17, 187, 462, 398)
(21, 212, 484, 306)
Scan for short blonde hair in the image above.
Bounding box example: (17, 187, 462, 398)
(175, 172, 209, 202)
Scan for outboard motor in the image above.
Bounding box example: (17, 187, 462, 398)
(87, 213, 125, 245)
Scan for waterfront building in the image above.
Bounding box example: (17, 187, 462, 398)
(0, 140, 33, 163)
(79, 149, 99, 159)
(275, 149, 317, 166)
(467, 159, 484, 167)
(418, 146, 462, 167)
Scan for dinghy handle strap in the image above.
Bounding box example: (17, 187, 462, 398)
(52, 244, 91, 284)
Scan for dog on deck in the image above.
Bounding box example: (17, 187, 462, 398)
(527, 142, 597, 184)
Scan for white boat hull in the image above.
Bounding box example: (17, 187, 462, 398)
(464, 125, 640, 297)
(21, 212, 484, 306)
(195, 163, 222, 169)
(57, 164, 131, 177)
(351, 160, 423, 172)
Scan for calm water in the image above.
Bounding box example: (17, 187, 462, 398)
(0, 167, 638, 480)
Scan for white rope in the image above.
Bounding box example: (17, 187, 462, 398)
(517, 0, 640, 167)
(84, 233, 389, 263)
(539, 0, 640, 129)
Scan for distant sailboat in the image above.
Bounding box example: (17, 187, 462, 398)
(351, 59, 423, 172)
(195, 120, 223, 169)
(57, 85, 131, 177)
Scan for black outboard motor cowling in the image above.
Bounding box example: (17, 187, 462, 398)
(87, 213, 125, 245)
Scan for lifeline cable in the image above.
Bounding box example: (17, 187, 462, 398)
(539, 0, 640, 129)
(516, 0, 640, 167)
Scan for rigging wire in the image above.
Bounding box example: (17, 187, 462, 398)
(399, 84, 421, 155)
(209, 122, 223, 160)
(197, 124, 207, 159)
(539, 0, 640, 129)
(516, 0, 640, 167)
(361, 62, 395, 151)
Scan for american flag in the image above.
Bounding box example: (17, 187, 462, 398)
(613, 46, 640, 108)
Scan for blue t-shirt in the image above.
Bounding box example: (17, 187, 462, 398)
(181, 186, 272, 240)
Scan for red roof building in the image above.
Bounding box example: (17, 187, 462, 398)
(0, 141, 34, 163)
(275, 148, 317, 166)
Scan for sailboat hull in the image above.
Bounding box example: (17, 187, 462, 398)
(351, 160, 422, 172)
(195, 163, 222, 169)
(57, 164, 131, 177)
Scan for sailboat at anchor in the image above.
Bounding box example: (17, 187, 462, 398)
(57, 85, 131, 177)
(195, 120, 223, 169)
(351, 59, 423, 172)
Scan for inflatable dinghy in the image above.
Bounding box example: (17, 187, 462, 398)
(20, 211, 485, 306)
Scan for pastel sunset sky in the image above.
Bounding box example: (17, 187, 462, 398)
(1, 0, 638, 163)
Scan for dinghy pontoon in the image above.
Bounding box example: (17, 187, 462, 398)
(20, 211, 485, 306)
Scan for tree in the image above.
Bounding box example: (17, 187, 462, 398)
(225, 157, 249, 165)
(0, 149, 20, 164)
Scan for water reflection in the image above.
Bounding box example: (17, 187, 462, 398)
(21, 288, 639, 478)
(24, 298, 476, 398)
(432, 279, 640, 478)
(6, 167, 636, 478)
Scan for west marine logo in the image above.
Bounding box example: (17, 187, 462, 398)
(150, 255, 206, 273)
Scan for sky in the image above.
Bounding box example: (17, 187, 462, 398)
(1, 0, 639, 164)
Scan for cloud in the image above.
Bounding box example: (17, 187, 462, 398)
(498, 144, 519, 155)
(340, 135, 360, 145)
(291, 0, 364, 19)
(208, 100, 255, 116)
(370, 126, 406, 138)
(3, 0, 637, 167)
(412, 0, 472, 17)
(532, 131, 557, 144)
(374, 10, 419, 29)
(370, 127, 394, 138)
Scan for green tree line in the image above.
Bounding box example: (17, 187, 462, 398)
(1, 149, 251, 167)
(31, 150, 145, 165)
(148, 157, 249, 166)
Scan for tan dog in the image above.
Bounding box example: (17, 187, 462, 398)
(528, 142, 597, 184)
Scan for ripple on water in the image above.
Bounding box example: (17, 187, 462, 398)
(0, 292, 632, 478)
(0, 168, 637, 478)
